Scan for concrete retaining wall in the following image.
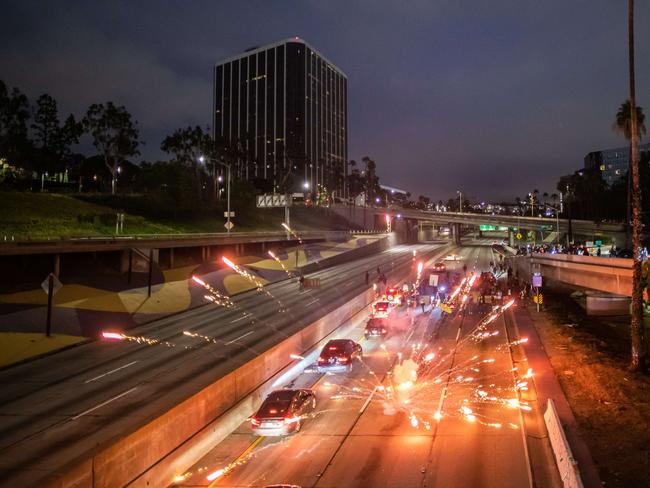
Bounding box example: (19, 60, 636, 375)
(47, 284, 381, 488)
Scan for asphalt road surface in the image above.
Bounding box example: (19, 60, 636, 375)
(175, 243, 549, 488)
(0, 242, 448, 486)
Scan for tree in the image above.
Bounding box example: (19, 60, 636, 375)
(418, 195, 430, 210)
(0, 80, 31, 167)
(55, 114, 83, 162)
(161, 126, 213, 200)
(623, 0, 646, 372)
(362, 156, 380, 204)
(31, 95, 83, 175)
(31, 94, 59, 152)
(84, 102, 140, 195)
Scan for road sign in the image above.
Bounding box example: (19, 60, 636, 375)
(516, 233, 523, 240)
(429, 274, 439, 286)
(256, 194, 292, 208)
(224, 211, 236, 217)
(224, 221, 235, 231)
(41, 273, 62, 295)
(533, 294, 543, 304)
(532, 273, 542, 288)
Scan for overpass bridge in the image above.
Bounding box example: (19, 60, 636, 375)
(333, 204, 626, 245)
(507, 253, 635, 314)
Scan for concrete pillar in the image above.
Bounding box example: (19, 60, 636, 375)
(451, 223, 461, 245)
(509, 228, 515, 247)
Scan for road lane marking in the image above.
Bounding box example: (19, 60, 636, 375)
(230, 313, 252, 323)
(209, 436, 265, 487)
(71, 387, 137, 420)
(304, 298, 320, 307)
(359, 386, 377, 414)
(225, 330, 255, 345)
(84, 361, 138, 383)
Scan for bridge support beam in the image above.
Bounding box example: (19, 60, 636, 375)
(450, 223, 461, 245)
(508, 228, 515, 247)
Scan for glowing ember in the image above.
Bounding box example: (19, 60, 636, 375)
(206, 468, 225, 481)
(101, 331, 124, 340)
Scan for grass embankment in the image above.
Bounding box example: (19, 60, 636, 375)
(0, 191, 355, 240)
(534, 294, 650, 488)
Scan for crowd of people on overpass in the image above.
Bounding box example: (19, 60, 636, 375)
(515, 243, 649, 260)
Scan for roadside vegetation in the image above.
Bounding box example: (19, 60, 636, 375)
(535, 293, 650, 487)
(0, 191, 356, 240)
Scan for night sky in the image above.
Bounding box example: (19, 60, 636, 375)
(1, 1, 648, 202)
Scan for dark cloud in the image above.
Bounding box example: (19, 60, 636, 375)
(1, 0, 648, 201)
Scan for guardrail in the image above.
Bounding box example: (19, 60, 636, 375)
(544, 399, 584, 488)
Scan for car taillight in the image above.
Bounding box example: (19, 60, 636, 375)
(318, 356, 325, 363)
(250, 417, 260, 426)
(284, 415, 300, 424)
(381, 329, 387, 333)
(339, 357, 349, 364)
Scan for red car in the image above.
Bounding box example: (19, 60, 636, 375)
(372, 300, 391, 318)
(385, 287, 403, 306)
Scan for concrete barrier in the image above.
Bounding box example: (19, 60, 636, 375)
(585, 293, 630, 316)
(45, 254, 421, 488)
(544, 399, 584, 488)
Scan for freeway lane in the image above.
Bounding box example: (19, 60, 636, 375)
(0, 242, 448, 486)
(176, 243, 550, 488)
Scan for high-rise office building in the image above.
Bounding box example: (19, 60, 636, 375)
(584, 143, 650, 186)
(213, 38, 348, 195)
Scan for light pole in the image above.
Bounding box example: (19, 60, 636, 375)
(457, 190, 462, 213)
(200, 155, 232, 235)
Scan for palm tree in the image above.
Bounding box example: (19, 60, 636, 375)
(614, 100, 646, 237)
(622, 0, 646, 372)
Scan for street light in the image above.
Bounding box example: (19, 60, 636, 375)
(200, 155, 232, 235)
(457, 190, 462, 213)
